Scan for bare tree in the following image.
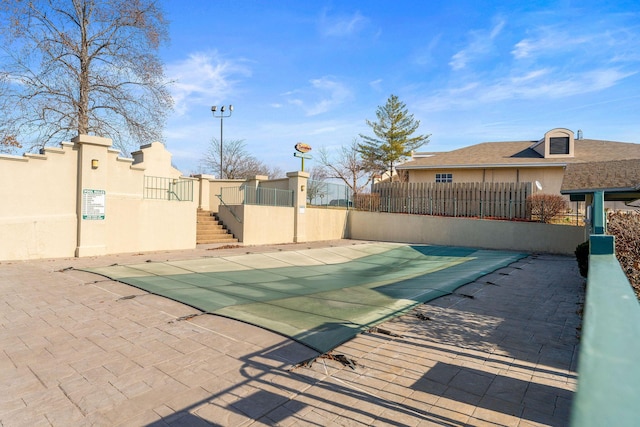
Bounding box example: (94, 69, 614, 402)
(306, 167, 328, 204)
(0, 0, 173, 154)
(0, 71, 21, 154)
(317, 138, 375, 196)
(202, 138, 283, 179)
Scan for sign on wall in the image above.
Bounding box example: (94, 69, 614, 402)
(82, 189, 106, 220)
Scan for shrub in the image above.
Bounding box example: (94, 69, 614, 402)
(354, 193, 380, 211)
(526, 194, 568, 223)
(575, 240, 589, 278)
(607, 211, 640, 298)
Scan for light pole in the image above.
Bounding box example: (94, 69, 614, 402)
(211, 105, 233, 179)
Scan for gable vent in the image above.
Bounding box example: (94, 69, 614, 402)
(550, 137, 570, 154)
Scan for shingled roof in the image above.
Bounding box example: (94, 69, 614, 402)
(561, 159, 640, 193)
(397, 138, 640, 169)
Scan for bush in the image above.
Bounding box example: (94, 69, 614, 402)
(575, 240, 589, 277)
(607, 211, 640, 298)
(526, 194, 568, 223)
(354, 193, 380, 211)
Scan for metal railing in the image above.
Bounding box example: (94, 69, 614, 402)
(219, 185, 294, 207)
(307, 180, 353, 208)
(216, 194, 243, 224)
(570, 191, 640, 426)
(143, 176, 193, 201)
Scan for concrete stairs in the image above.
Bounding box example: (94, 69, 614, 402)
(196, 209, 238, 244)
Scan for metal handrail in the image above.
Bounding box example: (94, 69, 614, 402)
(216, 194, 243, 224)
(143, 176, 193, 201)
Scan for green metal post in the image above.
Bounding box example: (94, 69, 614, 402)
(592, 190, 605, 234)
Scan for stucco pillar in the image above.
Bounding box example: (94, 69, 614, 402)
(287, 171, 309, 243)
(74, 134, 112, 257)
(194, 174, 214, 210)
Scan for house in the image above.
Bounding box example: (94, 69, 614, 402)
(397, 128, 640, 197)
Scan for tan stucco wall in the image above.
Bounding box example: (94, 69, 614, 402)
(305, 207, 349, 241)
(131, 142, 183, 178)
(217, 204, 349, 245)
(408, 166, 566, 196)
(0, 144, 79, 259)
(409, 169, 483, 182)
(106, 198, 197, 254)
(0, 137, 198, 261)
(518, 167, 565, 194)
(218, 203, 296, 245)
(348, 211, 586, 255)
(258, 178, 289, 191)
(217, 204, 245, 242)
(239, 205, 295, 245)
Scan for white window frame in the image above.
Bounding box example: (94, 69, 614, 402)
(435, 173, 453, 183)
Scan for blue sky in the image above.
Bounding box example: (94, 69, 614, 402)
(160, 1, 640, 175)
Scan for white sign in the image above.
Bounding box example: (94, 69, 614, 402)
(82, 189, 106, 220)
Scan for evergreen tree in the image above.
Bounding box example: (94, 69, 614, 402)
(358, 94, 430, 180)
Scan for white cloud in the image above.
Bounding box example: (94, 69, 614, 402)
(166, 51, 251, 116)
(319, 10, 368, 37)
(418, 68, 635, 112)
(413, 34, 442, 67)
(369, 79, 383, 91)
(449, 18, 506, 70)
(512, 29, 591, 60)
(284, 76, 352, 116)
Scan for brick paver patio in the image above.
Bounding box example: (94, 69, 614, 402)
(0, 241, 582, 426)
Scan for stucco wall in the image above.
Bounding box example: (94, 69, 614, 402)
(217, 205, 349, 245)
(240, 205, 295, 245)
(106, 198, 197, 254)
(0, 136, 198, 261)
(305, 207, 349, 241)
(348, 211, 586, 255)
(258, 178, 289, 191)
(408, 166, 566, 196)
(217, 204, 245, 242)
(0, 144, 79, 259)
(218, 204, 296, 245)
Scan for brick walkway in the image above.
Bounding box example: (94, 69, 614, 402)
(0, 241, 583, 426)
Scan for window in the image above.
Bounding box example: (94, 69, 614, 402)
(435, 173, 453, 183)
(549, 137, 570, 154)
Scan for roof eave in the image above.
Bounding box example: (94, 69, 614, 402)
(561, 187, 640, 194)
(398, 162, 568, 170)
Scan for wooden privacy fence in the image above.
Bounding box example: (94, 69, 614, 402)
(365, 182, 534, 219)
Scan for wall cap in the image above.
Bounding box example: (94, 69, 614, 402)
(72, 134, 112, 147)
(24, 153, 47, 160)
(287, 171, 310, 178)
(0, 153, 28, 162)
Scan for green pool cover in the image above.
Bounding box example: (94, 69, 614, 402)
(85, 243, 526, 353)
